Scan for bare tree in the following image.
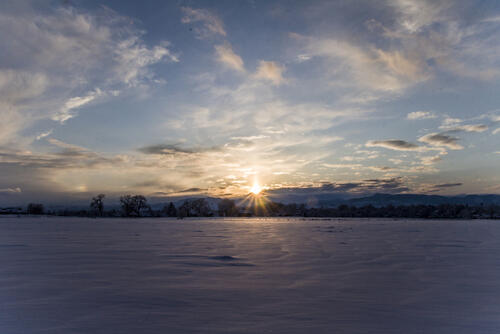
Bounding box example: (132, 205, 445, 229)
(178, 198, 212, 217)
(120, 195, 149, 217)
(27, 203, 44, 215)
(218, 199, 237, 217)
(163, 202, 177, 217)
(90, 194, 105, 216)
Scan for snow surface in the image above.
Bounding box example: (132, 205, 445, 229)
(1, 217, 500, 333)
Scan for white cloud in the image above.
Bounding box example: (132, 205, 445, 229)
(482, 16, 500, 23)
(0, 187, 21, 194)
(441, 117, 462, 126)
(389, 0, 453, 33)
(369, 0, 500, 84)
(323, 163, 363, 169)
(114, 40, 178, 86)
(440, 122, 488, 132)
(231, 135, 269, 141)
(292, 34, 429, 94)
(449, 124, 488, 133)
(416, 123, 487, 152)
(418, 133, 463, 150)
(366, 139, 420, 151)
(0, 5, 177, 145)
(492, 128, 500, 135)
(254, 61, 286, 85)
(214, 43, 245, 72)
(375, 49, 427, 80)
(53, 89, 103, 123)
(389, 158, 404, 164)
(407, 111, 437, 120)
(0, 70, 49, 144)
(420, 154, 443, 165)
(36, 129, 53, 141)
(181, 7, 226, 38)
(297, 54, 312, 62)
(0, 70, 48, 102)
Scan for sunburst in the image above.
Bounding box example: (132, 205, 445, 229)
(250, 181, 262, 195)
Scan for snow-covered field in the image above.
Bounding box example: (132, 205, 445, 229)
(1, 217, 500, 333)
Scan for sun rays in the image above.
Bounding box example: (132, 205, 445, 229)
(239, 177, 270, 215)
(250, 180, 262, 195)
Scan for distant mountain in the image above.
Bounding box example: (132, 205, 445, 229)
(200, 193, 500, 208)
(149, 196, 221, 211)
(263, 190, 500, 207)
(38, 192, 500, 213)
(343, 193, 500, 207)
(265, 192, 347, 207)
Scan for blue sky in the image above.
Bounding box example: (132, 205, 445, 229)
(1, 0, 500, 204)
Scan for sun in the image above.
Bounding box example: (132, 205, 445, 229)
(250, 181, 262, 195)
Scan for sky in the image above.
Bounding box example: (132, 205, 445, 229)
(1, 0, 500, 205)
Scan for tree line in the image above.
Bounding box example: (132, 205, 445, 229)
(5, 195, 499, 219)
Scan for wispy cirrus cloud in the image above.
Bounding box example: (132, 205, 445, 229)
(454, 124, 488, 132)
(53, 89, 104, 123)
(418, 123, 488, 150)
(0, 4, 178, 145)
(418, 133, 462, 150)
(386, 0, 500, 81)
(0, 187, 22, 194)
(254, 61, 286, 85)
(214, 43, 245, 72)
(36, 129, 53, 141)
(0, 141, 123, 170)
(0, 70, 48, 145)
(389, 0, 453, 33)
(291, 33, 429, 94)
(407, 111, 437, 120)
(366, 139, 420, 151)
(434, 182, 463, 188)
(440, 124, 488, 132)
(138, 144, 221, 155)
(420, 182, 463, 193)
(292, 0, 500, 107)
(268, 177, 410, 196)
(419, 153, 445, 165)
(181, 7, 226, 38)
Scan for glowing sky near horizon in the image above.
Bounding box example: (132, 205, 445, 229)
(1, 0, 500, 204)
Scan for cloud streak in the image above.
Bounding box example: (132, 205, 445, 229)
(269, 177, 410, 196)
(254, 61, 286, 85)
(138, 144, 221, 155)
(418, 133, 463, 150)
(181, 7, 226, 38)
(366, 140, 420, 151)
(214, 43, 245, 72)
(0, 5, 177, 145)
(407, 111, 436, 120)
(292, 33, 429, 94)
(53, 89, 103, 123)
(0, 187, 21, 194)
